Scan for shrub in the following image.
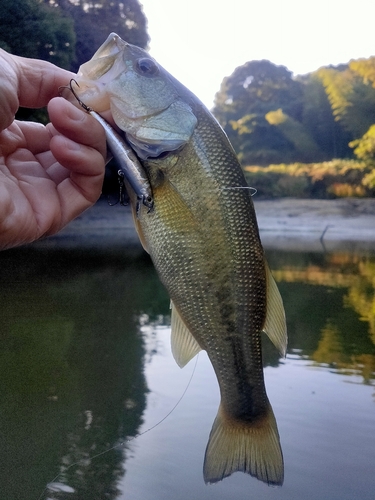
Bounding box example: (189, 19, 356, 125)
(244, 159, 373, 198)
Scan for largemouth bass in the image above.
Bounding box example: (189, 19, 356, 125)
(71, 33, 287, 485)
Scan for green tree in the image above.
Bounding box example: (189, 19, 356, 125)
(213, 60, 311, 164)
(0, 0, 149, 125)
(213, 60, 304, 125)
(317, 65, 375, 139)
(350, 57, 375, 87)
(299, 73, 352, 159)
(229, 113, 296, 165)
(265, 109, 322, 162)
(0, 0, 75, 68)
(350, 125, 375, 193)
(350, 124, 375, 161)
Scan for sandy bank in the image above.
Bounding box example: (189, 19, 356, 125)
(34, 197, 375, 254)
(253, 198, 375, 252)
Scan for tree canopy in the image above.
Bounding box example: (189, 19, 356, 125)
(213, 56, 375, 167)
(213, 60, 308, 164)
(0, 0, 75, 68)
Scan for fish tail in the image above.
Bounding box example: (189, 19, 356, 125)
(203, 401, 284, 486)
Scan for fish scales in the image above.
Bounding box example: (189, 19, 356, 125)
(138, 108, 281, 483)
(70, 33, 287, 486)
(141, 109, 266, 387)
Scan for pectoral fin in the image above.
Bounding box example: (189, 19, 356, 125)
(263, 264, 287, 357)
(170, 301, 202, 368)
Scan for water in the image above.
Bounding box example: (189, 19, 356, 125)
(0, 244, 374, 500)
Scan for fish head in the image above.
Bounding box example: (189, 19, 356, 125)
(74, 33, 198, 159)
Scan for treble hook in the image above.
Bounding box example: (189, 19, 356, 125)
(107, 170, 130, 206)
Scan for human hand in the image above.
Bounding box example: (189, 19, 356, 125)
(0, 50, 106, 250)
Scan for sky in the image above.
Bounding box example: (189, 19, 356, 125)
(139, 0, 375, 109)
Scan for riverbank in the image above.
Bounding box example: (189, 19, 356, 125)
(34, 197, 375, 253)
(254, 197, 375, 251)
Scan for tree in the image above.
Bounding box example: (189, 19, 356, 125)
(350, 124, 375, 161)
(265, 109, 323, 162)
(0, 0, 75, 69)
(0, 0, 149, 72)
(213, 60, 304, 125)
(213, 60, 309, 164)
(350, 57, 375, 87)
(317, 65, 375, 139)
(349, 124, 375, 192)
(229, 113, 296, 165)
(299, 73, 352, 159)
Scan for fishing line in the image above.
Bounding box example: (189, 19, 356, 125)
(221, 186, 257, 196)
(36, 353, 199, 500)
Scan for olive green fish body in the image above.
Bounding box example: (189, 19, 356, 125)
(138, 106, 268, 420)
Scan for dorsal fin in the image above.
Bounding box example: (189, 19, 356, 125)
(170, 301, 202, 368)
(263, 264, 287, 357)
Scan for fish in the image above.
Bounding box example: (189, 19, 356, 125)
(70, 33, 287, 486)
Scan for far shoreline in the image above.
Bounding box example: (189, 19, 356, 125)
(253, 197, 375, 252)
(30, 197, 375, 254)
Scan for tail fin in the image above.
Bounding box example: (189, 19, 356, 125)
(203, 402, 284, 486)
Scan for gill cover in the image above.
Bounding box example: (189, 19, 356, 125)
(75, 33, 197, 159)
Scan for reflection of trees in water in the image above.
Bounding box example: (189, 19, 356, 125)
(0, 248, 169, 500)
(268, 251, 375, 385)
(41, 254, 170, 499)
(312, 321, 375, 384)
(48, 311, 172, 500)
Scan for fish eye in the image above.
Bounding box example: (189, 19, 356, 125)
(136, 58, 159, 77)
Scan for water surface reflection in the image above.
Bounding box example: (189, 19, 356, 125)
(0, 245, 374, 500)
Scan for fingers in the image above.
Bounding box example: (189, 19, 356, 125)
(15, 54, 74, 109)
(0, 50, 22, 131)
(47, 98, 107, 229)
(0, 50, 73, 131)
(48, 97, 107, 159)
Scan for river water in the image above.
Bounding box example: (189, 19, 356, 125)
(1, 237, 374, 500)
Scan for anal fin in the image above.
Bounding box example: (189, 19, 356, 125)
(263, 264, 287, 357)
(170, 300, 202, 368)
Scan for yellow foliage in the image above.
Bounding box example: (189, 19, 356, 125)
(350, 57, 375, 87)
(244, 159, 371, 198)
(265, 109, 287, 125)
(317, 67, 354, 120)
(273, 252, 375, 382)
(273, 252, 375, 349)
(313, 322, 346, 366)
(327, 183, 366, 198)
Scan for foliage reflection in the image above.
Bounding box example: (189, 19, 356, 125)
(267, 250, 375, 385)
